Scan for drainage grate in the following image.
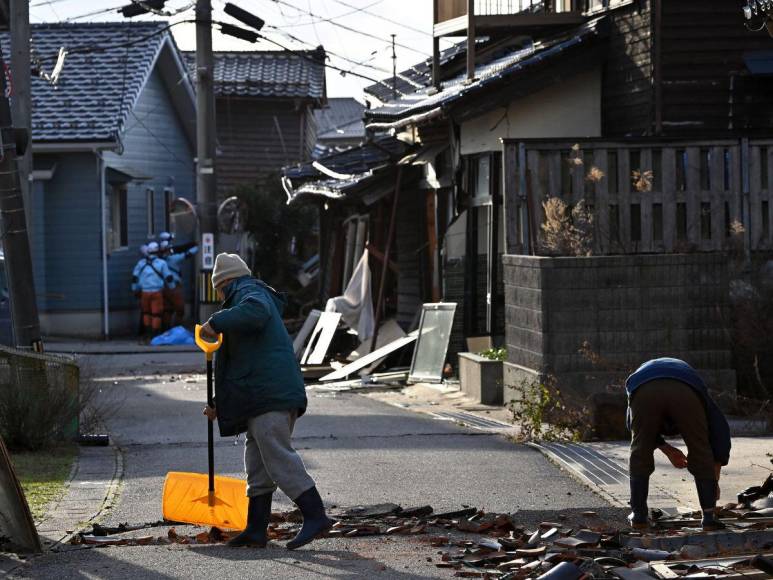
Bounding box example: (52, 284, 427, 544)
(432, 411, 513, 430)
(532, 442, 629, 487)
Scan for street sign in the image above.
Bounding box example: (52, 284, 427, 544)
(202, 233, 214, 270)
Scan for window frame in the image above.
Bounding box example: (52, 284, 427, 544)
(109, 184, 129, 252)
(146, 187, 156, 238)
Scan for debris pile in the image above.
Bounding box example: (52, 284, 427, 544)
(67, 475, 773, 580)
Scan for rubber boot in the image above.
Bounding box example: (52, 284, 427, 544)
(228, 493, 273, 547)
(286, 487, 333, 550)
(627, 476, 650, 529)
(696, 479, 725, 531)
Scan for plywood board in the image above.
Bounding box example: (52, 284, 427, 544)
(0, 436, 41, 553)
(319, 335, 417, 382)
(293, 310, 321, 359)
(300, 312, 341, 365)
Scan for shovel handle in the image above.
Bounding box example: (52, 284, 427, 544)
(195, 324, 223, 360)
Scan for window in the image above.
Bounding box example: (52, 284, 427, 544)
(146, 188, 155, 238)
(164, 188, 175, 232)
(109, 185, 128, 251)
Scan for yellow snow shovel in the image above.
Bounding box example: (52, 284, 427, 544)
(162, 325, 248, 530)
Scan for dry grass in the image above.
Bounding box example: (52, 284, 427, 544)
(11, 444, 77, 521)
(540, 197, 594, 257)
(632, 169, 654, 192)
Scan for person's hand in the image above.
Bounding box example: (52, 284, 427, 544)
(200, 321, 217, 339)
(660, 444, 688, 469)
(203, 405, 217, 422)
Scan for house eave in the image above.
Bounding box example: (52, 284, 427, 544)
(31, 141, 119, 153)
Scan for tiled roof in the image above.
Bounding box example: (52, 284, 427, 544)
(0, 21, 175, 143)
(365, 17, 605, 123)
(363, 40, 471, 104)
(283, 134, 408, 202)
(183, 49, 326, 99)
(314, 97, 365, 141)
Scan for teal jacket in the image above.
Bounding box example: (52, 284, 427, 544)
(209, 276, 306, 437)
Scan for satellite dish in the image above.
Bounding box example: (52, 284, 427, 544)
(169, 197, 197, 244)
(217, 196, 248, 235)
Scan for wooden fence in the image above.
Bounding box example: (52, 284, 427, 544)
(502, 138, 773, 255)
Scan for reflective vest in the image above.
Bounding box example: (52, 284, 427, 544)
(132, 257, 172, 293)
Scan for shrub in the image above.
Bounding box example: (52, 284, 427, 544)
(508, 375, 590, 442)
(479, 347, 506, 362)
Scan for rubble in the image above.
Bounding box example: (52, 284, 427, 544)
(64, 475, 773, 580)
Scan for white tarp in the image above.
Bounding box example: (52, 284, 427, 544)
(325, 249, 374, 342)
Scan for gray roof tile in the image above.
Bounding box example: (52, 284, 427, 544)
(1, 21, 174, 143)
(314, 97, 364, 140)
(183, 49, 326, 99)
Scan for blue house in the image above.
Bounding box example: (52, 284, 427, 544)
(5, 22, 196, 338)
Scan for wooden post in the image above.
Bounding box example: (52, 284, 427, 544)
(370, 166, 403, 353)
(466, 0, 475, 82)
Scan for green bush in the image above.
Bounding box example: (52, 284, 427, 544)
(479, 347, 506, 362)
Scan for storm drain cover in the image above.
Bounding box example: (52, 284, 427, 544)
(532, 442, 629, 487)
(431, 411, 513, 430)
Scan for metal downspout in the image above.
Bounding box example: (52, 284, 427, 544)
(97, 152, 109, 338)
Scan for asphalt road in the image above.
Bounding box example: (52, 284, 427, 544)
(9, 353, 625, 579)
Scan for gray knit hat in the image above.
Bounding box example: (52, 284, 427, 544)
(211, 253, 251, 289)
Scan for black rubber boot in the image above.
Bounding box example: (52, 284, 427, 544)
(627, 476, 650, 529)
(696, 479, 725, 531)
(286, 487, 333, 550)
(228, 493, 273, 547)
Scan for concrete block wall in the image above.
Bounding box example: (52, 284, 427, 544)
(503, 254, 736, 400)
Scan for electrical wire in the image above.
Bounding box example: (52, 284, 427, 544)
(276, 0, 384, 28)
(128, 0, 195, 17)
(261, 0, 430, 56)
(328, 0, 430, 37)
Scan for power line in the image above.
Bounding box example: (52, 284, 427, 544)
(261, 0, 430, 56)
(328, 0, 430, 37)
(277, 0, 384, 28)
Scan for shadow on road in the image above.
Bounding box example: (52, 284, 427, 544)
(188, 544, 440, 579)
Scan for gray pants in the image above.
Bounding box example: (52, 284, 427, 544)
(244, 410, 315, 500)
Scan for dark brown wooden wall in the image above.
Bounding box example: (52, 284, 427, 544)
(602, 0, 654, 137)
(660, 0, 773, 136)
(215, 98, 316, 196)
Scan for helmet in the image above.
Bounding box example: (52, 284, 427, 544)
(159, 240, 171, 252)
(159, 232, 174, 242)
(147, 241, 160, 254)
(140, 244, 149, 257)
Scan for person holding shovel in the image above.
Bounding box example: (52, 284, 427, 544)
(626, 358, 731, 531)
(199, 253, 332, 550)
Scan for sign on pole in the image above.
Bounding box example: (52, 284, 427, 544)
(202, 233, 214, 270)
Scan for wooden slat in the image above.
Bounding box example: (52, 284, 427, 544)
(661, 148, 677, 252)
(548, 150, 562, 198)
(527, 149, 543, 247)
(709, 146, 724, 251)
(685, 147, 701, 248)
(750, 145, 762, 250)
(503, 142, 520, 254)
(594, 148, 609, 255)
(572, 147, 585, 205)
(618, 147, 631, 252)
(640, 148, 654, 252)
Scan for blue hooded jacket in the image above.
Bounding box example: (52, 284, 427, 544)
(625, 358, 731, 465)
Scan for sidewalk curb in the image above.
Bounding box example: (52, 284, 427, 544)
(38, 443, 125, 551)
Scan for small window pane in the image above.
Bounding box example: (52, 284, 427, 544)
(701, 202, 711, 240)
(676, 202, 687, 241)
(630, 203, 641, 242)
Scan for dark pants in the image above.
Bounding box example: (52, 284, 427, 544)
(163, 286, 185, 328)
(629, 379, 716, 480)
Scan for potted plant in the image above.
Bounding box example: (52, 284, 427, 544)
(458, 347, 506, 405)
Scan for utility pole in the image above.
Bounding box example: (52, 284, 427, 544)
(10, 0, 30, 229)
(196, 0, 218, 318)
(0, 45, 43, 351)
(391, 34, 397, 101)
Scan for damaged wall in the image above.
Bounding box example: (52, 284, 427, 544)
(502, 253, 736, 401)
(459, 67, 602, 156)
